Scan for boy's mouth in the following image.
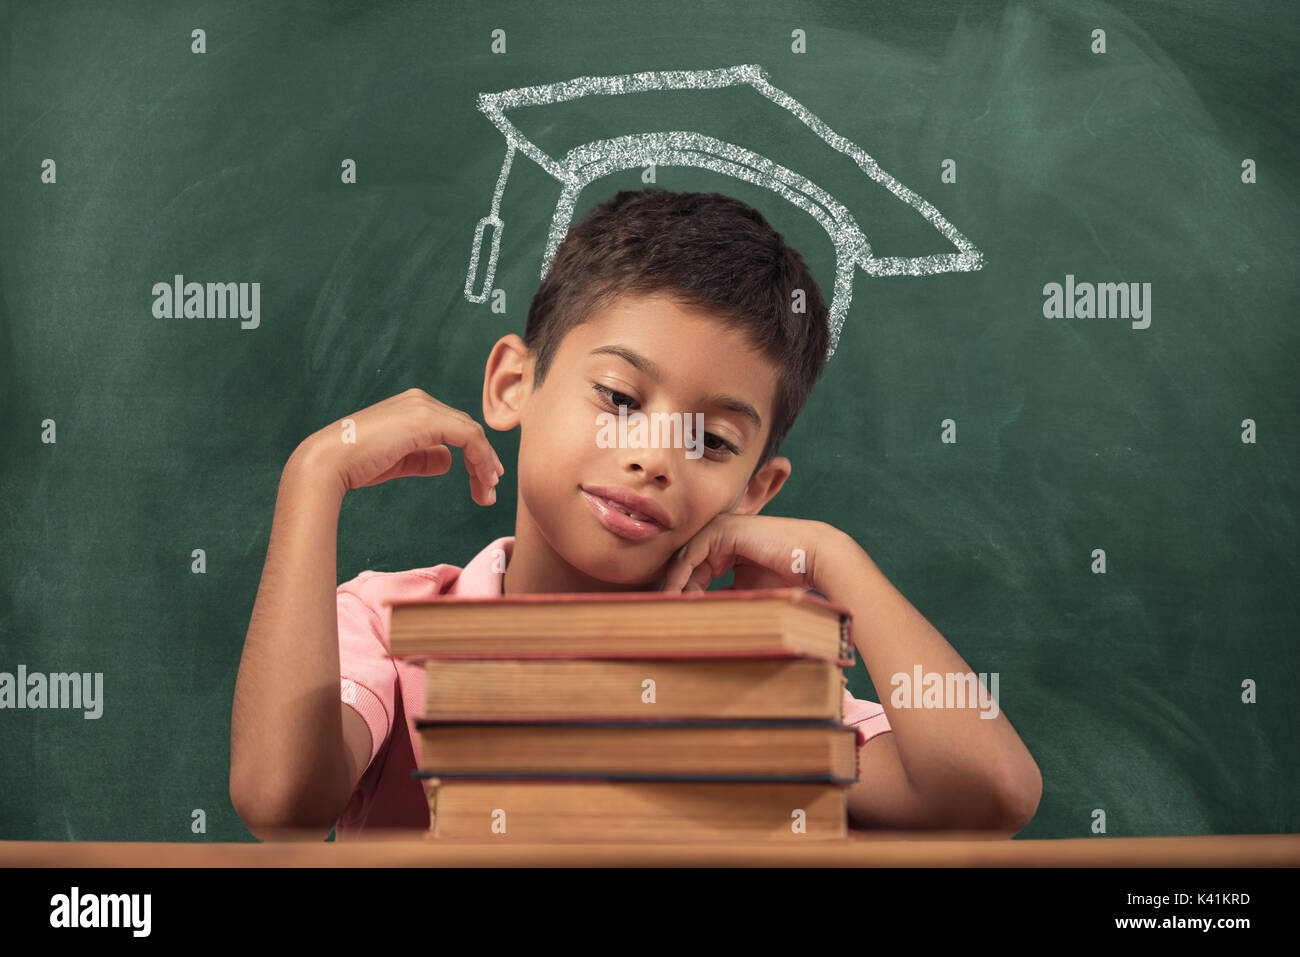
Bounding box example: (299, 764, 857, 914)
(580, 486, 672, 540)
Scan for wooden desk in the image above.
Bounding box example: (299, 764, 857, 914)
(2, 831, 1296, 867)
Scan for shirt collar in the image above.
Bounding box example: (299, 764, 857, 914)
(447, 536, 514, 596)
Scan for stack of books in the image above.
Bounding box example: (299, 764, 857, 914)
(386, 588, 859, 841)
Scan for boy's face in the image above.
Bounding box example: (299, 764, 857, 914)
(483, 292, 792, 591)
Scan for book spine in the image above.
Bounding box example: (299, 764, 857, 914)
(422, 780, 847, 839)
(414, 717, 852, 728)
(398, 649, 814, 661)
(414, 771, 859, 783)
(839, 614, 853, 664)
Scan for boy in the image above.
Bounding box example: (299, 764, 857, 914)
(230, 188, 1041, 841)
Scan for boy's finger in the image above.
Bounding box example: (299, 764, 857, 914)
(469, 468, 497, 507)
(659, 560, 682, 593)
(426, 408, 502, 493)
(410, 446, 453, 476)
(685, 563, 713, 592)
(467, 458, 498, 499)
(667, 551, 709, 594)
(664, 543, 696, 593)
(463, 443, 500, 492)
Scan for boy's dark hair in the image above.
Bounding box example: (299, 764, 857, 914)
(523, 187, 831, 481)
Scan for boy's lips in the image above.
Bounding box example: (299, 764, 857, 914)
(580, 485, 673, 529)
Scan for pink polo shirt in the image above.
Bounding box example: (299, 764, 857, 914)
(334, 535, 892, 837)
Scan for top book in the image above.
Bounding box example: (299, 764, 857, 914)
(384, 587, 854, 666)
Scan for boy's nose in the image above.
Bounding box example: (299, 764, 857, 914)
(628, 455, 673, 484)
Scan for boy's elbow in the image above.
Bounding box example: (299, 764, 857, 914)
(235, 802, 337, 843)
(989, 761, 1042, 833)
(230, 776, 337, 842)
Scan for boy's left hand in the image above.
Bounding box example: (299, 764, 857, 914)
(658, 514, 847, 594)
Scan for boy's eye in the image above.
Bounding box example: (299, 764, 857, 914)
(593, 383, 637, 409)
(591, 384, 740, 458)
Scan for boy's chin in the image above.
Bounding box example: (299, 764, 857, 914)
(562, 545, 672, 589)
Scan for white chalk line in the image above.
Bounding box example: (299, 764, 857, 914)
(464, 64, 984, 359)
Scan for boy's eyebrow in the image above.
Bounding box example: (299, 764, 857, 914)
(589, 345, 763, 432)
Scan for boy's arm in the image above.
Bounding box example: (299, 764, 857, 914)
(814, 528, 1043, 832)
(230, 443, 364, 840)
(230, 390, 503, 840)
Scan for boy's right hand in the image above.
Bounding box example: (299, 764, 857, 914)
(292, 388, 505, 505)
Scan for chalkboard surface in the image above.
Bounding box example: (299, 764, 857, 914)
(1, 0, 1296, 842)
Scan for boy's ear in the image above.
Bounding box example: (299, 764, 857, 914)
(730, 456, 791, 516)
(482, 334, 531, 431)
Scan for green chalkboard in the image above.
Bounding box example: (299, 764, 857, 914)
(0, 0, 1296, 844)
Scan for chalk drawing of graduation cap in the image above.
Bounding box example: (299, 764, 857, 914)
(464, 63, 983, 359)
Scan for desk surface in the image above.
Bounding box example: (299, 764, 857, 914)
(2, 832, 1297, 867)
